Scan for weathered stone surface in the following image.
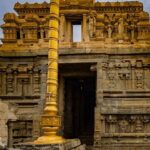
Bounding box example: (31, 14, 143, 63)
(0, 101, 17, 148)
(0, 137, 6, 149)
(0, 0, 150, 150)
(17, 139, 85, 150)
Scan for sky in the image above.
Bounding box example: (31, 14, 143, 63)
(0, 0, 150, 41)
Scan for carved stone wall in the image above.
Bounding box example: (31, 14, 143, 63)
(0, 0, 150, 149)
(95, 57, 150, 149)
(0, 59, 48, 148)
(101, 59, 150, 90)
(0, 1, 150, 49)
(104, 115, 150, 134)
(0, 101, 17, 148)
(0, 64, 41, 96)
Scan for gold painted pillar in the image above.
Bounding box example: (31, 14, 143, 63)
(35, 0, 65, 144)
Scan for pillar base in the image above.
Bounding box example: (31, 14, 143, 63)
(17, 139, 85, 150)
(34, 135, 66, 144)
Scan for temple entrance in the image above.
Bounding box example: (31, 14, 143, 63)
(64, 77, 96, 145)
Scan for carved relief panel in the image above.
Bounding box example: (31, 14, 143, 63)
(6, 67, 14, 95)
(107, 70, 117, 89)
(104, 115, 150, 134)
(17, 77, 30, 96)
(33, 67, 40, 96)
(135, 69, 144, 89)
(87, 13, 96, 38)
(0, 64, 41, 96)
(101, 59, 150, 90)
(15, 65, 32, 96)
(10, 120, 33, 146)
(95, 11, 150, 43)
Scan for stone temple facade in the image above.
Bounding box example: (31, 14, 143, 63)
(0, 0, 150, 149)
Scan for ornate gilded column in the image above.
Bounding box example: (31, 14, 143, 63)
(35, 0, 65, 144)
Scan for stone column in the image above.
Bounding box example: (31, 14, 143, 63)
(97, 62, 104, 105)
(32, 116, 40, 140)
(131, 29, 135, 41)
(2, 70, 7, 95)
(66, 21, 72, 42)
(33, 68, 40, 96)
(94, 62, 104, 147)
(0, 111, 8, 148)
(145, 67, 150, 89)
(83, 14, 88, 42)
(60, 14, 65, 42)
(40, 29, 44, 39)
(8, 121, 13, 148)
(40, 66, 47, 112)
(58, 76, 65, 122)
(20, 28, 23, 40)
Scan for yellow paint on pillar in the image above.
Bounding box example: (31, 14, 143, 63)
(34, 0, 65, 144)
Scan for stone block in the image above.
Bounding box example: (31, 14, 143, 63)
(18, 139, 85, 150)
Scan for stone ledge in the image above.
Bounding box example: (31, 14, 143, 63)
(96, 144, 150, 150)
(16, 139, 85, 150)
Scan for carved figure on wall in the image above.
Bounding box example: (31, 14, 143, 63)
(119, 120, 129, 133)
(107, 70, 116, 89)
(107, 24, 112, 38)
(118, 71, 131, 80)
(115, 17, 128, 41)
(135, 119, 143, 133)
(135, 70, 144, 89)
(87, 13, 96, 38)
(131, 22, 135, 40)
(118, 18, 125, 35)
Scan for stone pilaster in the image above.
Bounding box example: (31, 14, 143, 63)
(33, 68, 40, 96)
(96, 62, 104, 105)
(94, 62, 104, 147)
(8, 121, 13, 148)
(40, 29, 44, 39)
(6, 69, 14, 96)
(60, 14, 65, 42)
(83, 14, 89, 42)
(2, 70, 7, 95)
(39, 65, 47, 113)
(66, 21, 72, 42)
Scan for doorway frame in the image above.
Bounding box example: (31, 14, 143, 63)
(58, 69, 97, 145)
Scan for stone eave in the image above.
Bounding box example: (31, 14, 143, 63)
(60, 9, 90, 15)
(0, 46, 150, 58)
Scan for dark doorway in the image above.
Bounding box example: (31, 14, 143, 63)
(64, 77, 96, 145)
